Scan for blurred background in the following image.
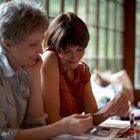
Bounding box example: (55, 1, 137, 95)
(1, 0, 140, 106)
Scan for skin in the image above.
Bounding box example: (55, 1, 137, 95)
(15, 114, 93, 140)
(4, 32, 44, 70)
(2, 33, 93, 140)
(41, 45, 130, 125)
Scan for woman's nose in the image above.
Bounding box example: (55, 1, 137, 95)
(37, 46, 43, 54)
(70, 52, 78, 60)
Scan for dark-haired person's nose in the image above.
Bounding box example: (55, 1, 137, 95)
(70, 52, 78, 61)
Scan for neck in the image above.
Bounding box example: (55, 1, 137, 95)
(7, 53, 20, 71)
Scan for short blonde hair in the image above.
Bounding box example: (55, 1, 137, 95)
(0, 0, 48, 45)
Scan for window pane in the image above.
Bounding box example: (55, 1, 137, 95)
(99, 0, 106, 27)
(99, 59, 106, 71)
(34, 0, 45, 6)
(135, 1, 140, 88)
(83, 26, 96, 73)
(0, 0, 3, 3)
(108, 31, 114, 58)
(64, 0, 74, 13)
(98, 29, 106, 56)
(86, 27, 96, 57)
(88, 0, 97, 25)
(108, 1, 115, 29)
(116, 3, 124, 31)
(49, 0, 61, 16)
(77, 0, 86, 20)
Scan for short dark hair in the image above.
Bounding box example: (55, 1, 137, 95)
(44, 12, 89, 52)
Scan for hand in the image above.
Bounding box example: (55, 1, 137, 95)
(61, 114, 93, 135)
(101, 93, 130, 117)
(23, 54, 42, 78)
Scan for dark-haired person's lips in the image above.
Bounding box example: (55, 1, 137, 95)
(67, 60, 78, 64)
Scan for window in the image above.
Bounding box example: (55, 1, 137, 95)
(45, 0, 125, 74)
(0, 0, 4, 3)
(34, 0, 45, 7)
(1, 0, 139, 103)
(135, 0, 140, 88)
(45, 0, 140, 106)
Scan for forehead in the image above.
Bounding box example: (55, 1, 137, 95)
(63, 45, 84, 50)
(23, 32, 45, 42)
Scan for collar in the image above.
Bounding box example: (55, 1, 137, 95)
(0, 46, 15, 78)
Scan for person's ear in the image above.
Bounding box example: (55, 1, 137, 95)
(2, 39, 12, 51)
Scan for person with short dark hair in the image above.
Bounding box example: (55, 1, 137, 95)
(41, 12, 130, 125)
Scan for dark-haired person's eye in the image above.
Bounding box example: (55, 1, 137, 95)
(60, 49, 70, 54)
(64, 50, 71, 53)
(78, 48, 85, 51)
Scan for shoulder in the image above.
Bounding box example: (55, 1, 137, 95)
(78, 61, 90, 73)
(42, 50, 57, 61)
(41, 50, 59, 73)
(77, 61, 91, 83)
(42, 50, 58, 66)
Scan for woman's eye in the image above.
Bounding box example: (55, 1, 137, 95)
(78, 48, 85, 51)
(60, 49, 70, 53)
(29, 43, 38, 47)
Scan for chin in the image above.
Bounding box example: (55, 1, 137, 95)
(28, 61, 36, 66)
(31, 62, 37, 66)
(69, 65, 78, 69)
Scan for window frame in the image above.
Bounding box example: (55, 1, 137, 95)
(44, 0, 139, 105)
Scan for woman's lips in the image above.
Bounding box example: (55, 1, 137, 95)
(30, 56, 40, 61)
(67, 60, 78, 64)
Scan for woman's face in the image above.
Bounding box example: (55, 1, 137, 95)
(7, 32, 44, 70)
(58, 46, 85, 70)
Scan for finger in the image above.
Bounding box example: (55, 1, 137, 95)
(75, 113, 91, 119)
(110, 98, 129, 112)
(36, 54, 42, 61)
(109, 107, 130, 117)
(104, 106, 125, 117)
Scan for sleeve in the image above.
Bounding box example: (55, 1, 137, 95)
(0, 85, 19, 140)
(0, 129, 19, 140)
(23, 114, 47, 128)
(82, 62, 91, 85)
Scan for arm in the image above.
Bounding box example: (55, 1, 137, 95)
(0, 110, 92, 140)
(0, 98, 92, 140)
(83, 81, 109, 125)
(41, 51, 62, 123)
(102, 92, 130, 117)
(83, 80, 130, 125)
(23, 55, 44, 118)
(90, 93, 130, 126)
(15, 114, 93, 140)
(0, 64, 93, 140)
